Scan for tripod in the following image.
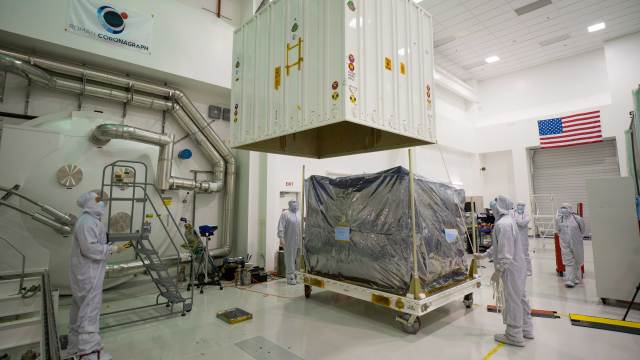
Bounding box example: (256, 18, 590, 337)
(622, 281, 640, 321)
(189, 225, 223, 294)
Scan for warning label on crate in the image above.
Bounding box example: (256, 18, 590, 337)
(274, 66, 281, 90)
(335, 226, 350, 241)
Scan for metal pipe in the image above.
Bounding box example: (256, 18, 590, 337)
(174, 91, 235, 257)
(91, 124, 219, 192)
(31, 213, 72, 235)
(157, 133, 174, 191)
(0, 185, 75, 225)
(91, 123, 173, 146)
(0, 49, 236, 258)
(1, 199, 71, 235)
(0, 49, 174, 97)
(104, 253, 191, 278)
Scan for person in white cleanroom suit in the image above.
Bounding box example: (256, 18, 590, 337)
(476, 196, 533, 347)
(278, 200, 301, 285)
(555, 203, 585, 288)
(514, 201, 532, 276)
(67, 192, 130, 360)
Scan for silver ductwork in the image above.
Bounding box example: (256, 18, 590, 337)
(104, 253, 192, 278)
(90, 123, 221, 192)
(0, 200, 72, 236)
(0, 49, 235, 258)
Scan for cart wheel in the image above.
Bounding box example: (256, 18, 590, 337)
(463, 293, 473, 308)
(601, 298, 608, 305)
(397, 313, 421, 335)
(184, 303, 192, 312)
(304, 285, 312, 298)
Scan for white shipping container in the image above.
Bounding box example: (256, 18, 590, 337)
(231, 0, 435, 158)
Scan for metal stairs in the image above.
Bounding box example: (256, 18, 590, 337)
(100, 160, 194, 326)
(133, 222, 187, 307)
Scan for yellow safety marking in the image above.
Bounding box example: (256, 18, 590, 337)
(371, 293, 391, 307)
(304, 276, 325, 288)
(481, 343, 504, 360)
(384, 57, 392, 70)
(400, 62, 406, 75)
(569, 314, 640, 329)
(274, 66, 282, 90)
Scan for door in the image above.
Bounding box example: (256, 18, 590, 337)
(530, 139, 620, 236)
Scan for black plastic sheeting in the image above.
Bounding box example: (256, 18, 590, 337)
(304, 167, 469, 296)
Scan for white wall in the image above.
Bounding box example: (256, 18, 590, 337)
(177, 0, 253, 27)
(0, 0, 236, 90)
(475, 49, 611, 126)
(479, 151, 517, 204)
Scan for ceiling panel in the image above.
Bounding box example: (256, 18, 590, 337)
(418, 0, 640, 81)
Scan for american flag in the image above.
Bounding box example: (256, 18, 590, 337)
(537, 110, 602, 149)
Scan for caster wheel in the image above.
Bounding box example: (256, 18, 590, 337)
(397, 313, 421, 335)
(463, 293, 473, 308)
(184, 303, 193, 312)
(181, 312, 186, 317)
(200, 289, 204, 294)
(166, 303, 170, 308)
(304, 285, 312, 298)
(220, 286, 224, 290)
(187, 285, 191, 291)
(601, 298, 608, 305)
(197, 273, 205, 284)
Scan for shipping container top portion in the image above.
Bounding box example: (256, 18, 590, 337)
(231, 0, 436, 159)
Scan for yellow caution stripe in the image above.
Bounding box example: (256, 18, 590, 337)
(569, 313, 640, 335)
(481, 343, 504, 360)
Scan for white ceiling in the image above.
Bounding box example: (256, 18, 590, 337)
(418, 0, 640, 81)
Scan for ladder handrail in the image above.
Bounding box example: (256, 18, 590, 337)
(0, 235, 25, 293)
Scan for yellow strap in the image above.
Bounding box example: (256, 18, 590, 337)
(569, 314, 640, 329)
(482, 343, 504, 360)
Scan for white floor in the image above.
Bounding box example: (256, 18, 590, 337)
(57, 239, 640, 360)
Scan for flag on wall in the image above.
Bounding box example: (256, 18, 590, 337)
(537, 110, 602, 149)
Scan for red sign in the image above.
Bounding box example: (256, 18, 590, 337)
(285, 181, 294, 187)
(331, 81, 339, 90)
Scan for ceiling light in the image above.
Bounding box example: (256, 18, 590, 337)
(588, 22, 606, 32)
(413, 0, 424, 3)
(485, 56, 500, 64)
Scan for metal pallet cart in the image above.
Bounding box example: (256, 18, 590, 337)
(99, 160, 194, 327)
(297, 150, 481, 334)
